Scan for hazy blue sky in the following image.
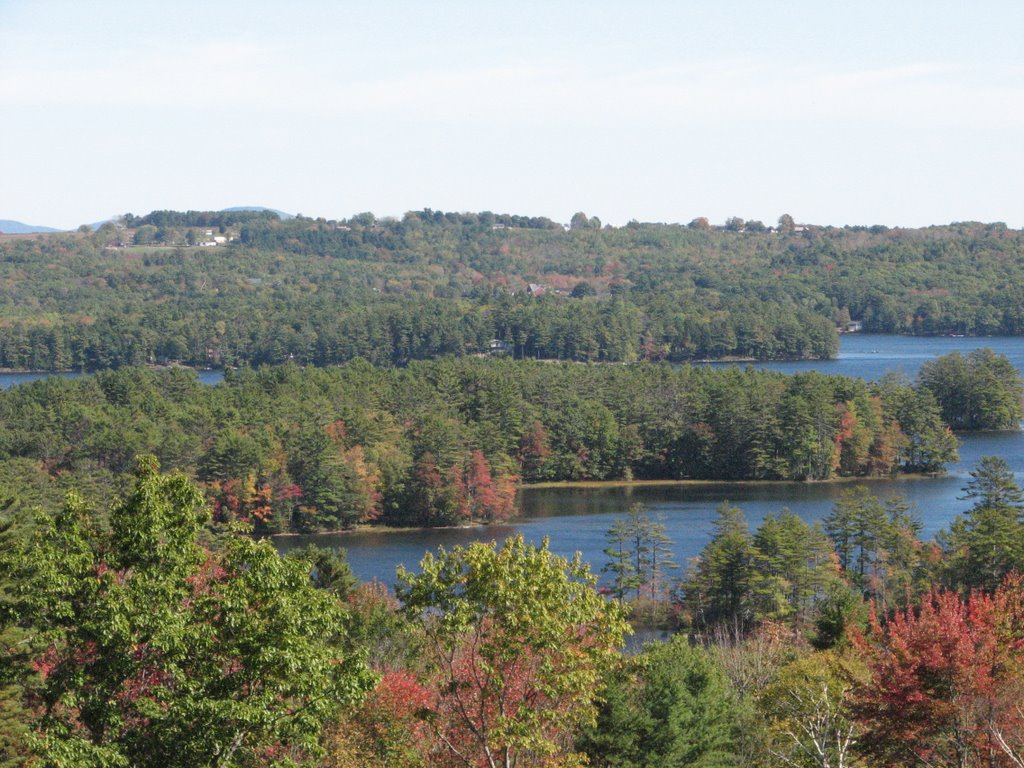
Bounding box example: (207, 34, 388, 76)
(2, 0, 1021, 228)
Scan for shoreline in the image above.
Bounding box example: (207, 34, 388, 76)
(270, 522, 485, 539)
(520, 473, 944, 490)
(270, 471, 948, 540)
(0, 357, 817, 375)
(0, 333, 1016, 377)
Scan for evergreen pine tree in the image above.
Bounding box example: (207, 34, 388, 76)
(603, 517, 640, 603)
(602, 503, 677, 602)
(579, 636, 742, 767)
(941, 456, 1024, 591)
(685, 503, 755, 631)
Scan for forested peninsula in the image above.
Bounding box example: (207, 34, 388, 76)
(0, 356, 987, 534)
(1, 210, 1022, 370)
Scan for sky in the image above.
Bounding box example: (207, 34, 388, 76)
(1, 0, 1022, 229)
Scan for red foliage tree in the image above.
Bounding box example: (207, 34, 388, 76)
(464, 450, 498, 522)
(460, 451, 519, 524)
(342, 444, 383, 522)
(329, 670, 434, 766)
(409, 452, 465, 526)
(424, 640, 570, 767)
(851, 575, 1024, 767)
(833, 402, 857, 473)
(490, 468, 519, 524)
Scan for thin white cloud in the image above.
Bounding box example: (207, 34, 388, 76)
(4, 45, 1020, 130)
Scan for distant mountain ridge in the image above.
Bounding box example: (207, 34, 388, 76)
(0, 220, 64, 234)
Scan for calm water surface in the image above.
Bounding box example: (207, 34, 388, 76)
(707, 333, 1024, 381)
(276, 335, 1024, 585)
(0, 369, 224, 389)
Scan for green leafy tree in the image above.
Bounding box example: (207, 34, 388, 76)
(10, 457, 373, 767)
(131, 225, 158, 246)
(569, 212, 592, 231)
(758, 652, 865, 768)
(396, 536, 629, 768)
(571, 281, 596, 298)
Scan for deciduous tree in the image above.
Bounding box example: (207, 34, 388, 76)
(851, 577, 1024, 768)
(12, 458, 373, 767)
(396, 536, 628, 768)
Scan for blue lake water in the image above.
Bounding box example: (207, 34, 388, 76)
(705, 333, 1024, 381)
(0, 369, 225, 389)
(274, 335, 1024, 585)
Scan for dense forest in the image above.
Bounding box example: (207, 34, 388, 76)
(0, 353, 998, 534)
(2, 211, 1022, 371)
(4, 457, 1024, 767)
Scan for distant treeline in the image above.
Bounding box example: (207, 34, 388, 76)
(0, 294, 836, 371)
(2, 211, 1022, 371)
(121, 209, 280, 229)
(0, 359, 961, 534)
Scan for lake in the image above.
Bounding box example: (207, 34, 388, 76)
(273, 335, 1024, 585)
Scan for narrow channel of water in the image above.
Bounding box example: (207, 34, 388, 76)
(0, 369, 225, 389)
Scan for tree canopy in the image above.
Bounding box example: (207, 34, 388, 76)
(3, 458, 373, 767)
